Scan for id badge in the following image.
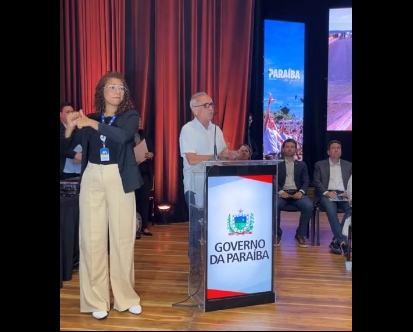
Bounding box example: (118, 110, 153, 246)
(100, 148, 110, 161)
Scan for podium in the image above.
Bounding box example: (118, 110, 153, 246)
(186, 159, 281, 312)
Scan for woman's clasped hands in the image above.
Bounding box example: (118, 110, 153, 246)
(67, 109, 90, 129)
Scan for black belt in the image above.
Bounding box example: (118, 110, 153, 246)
(284, 190, 298, 195)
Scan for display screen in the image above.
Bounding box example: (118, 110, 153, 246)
(263, 19, 305, 160)
(205, 174, 273, 300)
(327, 7, 352, 131)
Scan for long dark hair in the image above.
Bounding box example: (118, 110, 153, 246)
(93, 71, 134, 115)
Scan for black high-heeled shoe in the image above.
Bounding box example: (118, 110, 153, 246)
(136, 232, 141, 239)
(141, 230, 153, 236)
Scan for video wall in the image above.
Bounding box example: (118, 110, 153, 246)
(326, 7, 352, 131)
(263, 19, 305, 160)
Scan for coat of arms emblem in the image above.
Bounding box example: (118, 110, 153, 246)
(227, 209, 254, 235)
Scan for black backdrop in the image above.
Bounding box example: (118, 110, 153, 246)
(249, 0, 352, 183)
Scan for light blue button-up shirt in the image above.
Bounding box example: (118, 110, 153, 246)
(63, 144, 82, 174)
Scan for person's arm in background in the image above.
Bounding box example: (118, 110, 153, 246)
(313, 162, 326, 193)
(65, 128, 82, 163)
(141, 131, 155, 161)
(298, 162, 310, 194)
(65, 145, 77, 159)
(313, 161, 332, 198)
(314, 161, 338, 200)
(60, 137, 70, 158)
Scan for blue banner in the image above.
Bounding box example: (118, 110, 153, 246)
(263, 20, 305, 160)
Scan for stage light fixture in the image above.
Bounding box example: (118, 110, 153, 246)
(157, 204, 173, 224)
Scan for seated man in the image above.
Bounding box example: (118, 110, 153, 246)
(275, 139, 313, 248)
(313, 140, 352, 256)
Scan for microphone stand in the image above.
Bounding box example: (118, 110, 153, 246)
(213, 112, 217, 160)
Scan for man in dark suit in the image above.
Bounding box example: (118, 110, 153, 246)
(313, 140, 352, 256)
(276, 139, 313, 248)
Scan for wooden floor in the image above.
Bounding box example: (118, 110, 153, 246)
(60, 213, 352, 331)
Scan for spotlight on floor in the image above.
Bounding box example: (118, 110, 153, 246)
(157, 204, 173, 224)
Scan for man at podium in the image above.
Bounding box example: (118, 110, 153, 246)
(179, 92, 238, 277)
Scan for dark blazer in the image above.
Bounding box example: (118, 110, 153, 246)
(278, 160, 310, 194)
(248, 129, 259, 160)
(60, 121, 82, 178)
(65, 109, 143, 193)
(313, 158, 352, 203)
(60, 136, 69, 178)
(138, 129, 155, 186)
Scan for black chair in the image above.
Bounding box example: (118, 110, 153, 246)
(279, 204, 313, 244)
(312, 203, 346, 246)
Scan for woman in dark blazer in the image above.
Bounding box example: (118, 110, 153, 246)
(64, 71, 144, 319)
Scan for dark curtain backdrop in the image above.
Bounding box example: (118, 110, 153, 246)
(60, 0, 126, 112)
(60, 0, 255, 221)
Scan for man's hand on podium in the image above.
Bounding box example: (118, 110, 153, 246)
(218, 148, 240, 160)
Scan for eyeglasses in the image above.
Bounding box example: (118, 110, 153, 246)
(104, 85, 128, 92)
(193, 102, 215, 109)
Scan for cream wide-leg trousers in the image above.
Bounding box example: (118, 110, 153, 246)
(79, 162, 140, 312)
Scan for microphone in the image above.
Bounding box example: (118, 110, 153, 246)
(213, 112, 218, 159)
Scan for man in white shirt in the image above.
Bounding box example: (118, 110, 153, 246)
(179, 92, 239, 275)
(313, 140, 352, 256)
